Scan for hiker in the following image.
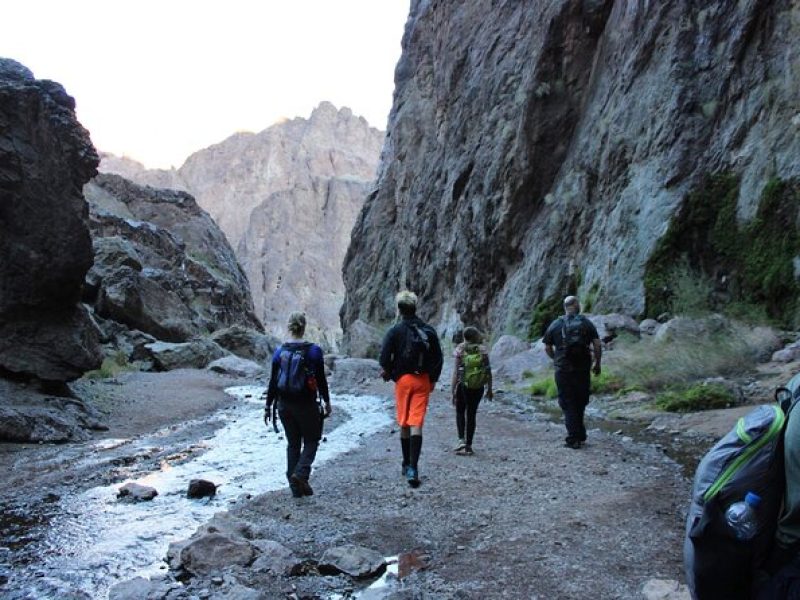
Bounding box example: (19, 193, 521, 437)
(543, 296, 601, 449)
(450, 326, 493, 456)
(379, 290, 443, 487)
(264, 311, 331, 498)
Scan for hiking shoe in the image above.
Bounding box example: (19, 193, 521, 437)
(564, 440, 583, 450)
(290, 474, 314, 496)
(454, 439, 466, 452)
(463, 446, 474, 456)
(405, 466, 420, 488)
(402, 462, 409, 476)
(289, 482, 303, 498)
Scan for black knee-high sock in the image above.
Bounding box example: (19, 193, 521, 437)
(400, 437, 410, 466)
(409, 435, 423, 469)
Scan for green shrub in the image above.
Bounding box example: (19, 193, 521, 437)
(521, 370, 534, 379)
(654, 382, 734, 412)
(528, 376, 558, 398)
(84, 351, 132, 380)
(591, 371, 625, 394)
(667, 260, 713, 317)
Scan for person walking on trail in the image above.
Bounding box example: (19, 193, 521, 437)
(542, 296, 601, 449)
(379, 290, 443, 488)
(450, 326, 493, 456)
(264, 311, 331, 498)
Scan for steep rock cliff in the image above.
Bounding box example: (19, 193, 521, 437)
(0, 58, 102, 381)
(83, 173, 262, 343)
(342, 0, 800, 339)
(101, 103, 383, 345)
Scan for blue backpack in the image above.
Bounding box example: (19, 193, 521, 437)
(276, 342, 317, 398)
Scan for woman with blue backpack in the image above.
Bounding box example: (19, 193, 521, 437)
(450, 326, 493, 456)
(264, 311, 331, 498)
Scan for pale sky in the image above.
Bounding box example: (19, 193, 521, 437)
(2, 1, 409, 168)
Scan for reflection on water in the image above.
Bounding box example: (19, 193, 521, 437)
(7, 388, 391, 599)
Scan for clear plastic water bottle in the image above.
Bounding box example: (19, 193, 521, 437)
(724, 491, 762, 540)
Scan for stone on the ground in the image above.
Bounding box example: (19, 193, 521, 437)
(773, 340, 800, 363)
(178, 533, 256, 575)
(319, 544, 387, 579)
(491, 341, 551, 383)
(330, 358, 383, 387)
(489, 335, 530, 363)
(118, 482, 158, 502)
(642, 578, 690, 600)
(343, 319, 384, 358)
(639, 318, 661, 336)
(0, 406, 92, 443)
(585, 313, 640, 342)
(144, 339, 228, 371)
(654, 315, 731, 343)
(207, 355, 266, 378)
(188, 479, 218, 499)
(108, 576, 153, 600)
(210, 326, 278, 363)
(251, 540, 302, 575)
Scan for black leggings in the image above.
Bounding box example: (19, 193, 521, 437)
(455, 384, 483, 446)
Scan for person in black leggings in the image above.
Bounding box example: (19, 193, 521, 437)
(450, 326, 493, 456)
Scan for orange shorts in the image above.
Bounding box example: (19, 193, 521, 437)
(395, 373, 432, 427)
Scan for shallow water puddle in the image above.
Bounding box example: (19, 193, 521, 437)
(7, 388, 391, 599)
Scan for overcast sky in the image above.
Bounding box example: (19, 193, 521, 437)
(2, 1, 409, 168)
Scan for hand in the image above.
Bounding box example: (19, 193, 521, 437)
(380, 369, 391, 382)
(324, 401, 332, 417)
(487, 389, 494, 401)
(263, 407, 271, 427)
(593, 363, 601, 376)
(451, 394, 457, 406)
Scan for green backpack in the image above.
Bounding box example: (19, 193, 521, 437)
(462, 344, 487, 389)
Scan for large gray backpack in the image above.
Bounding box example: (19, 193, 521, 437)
(684, 402, 787, 599)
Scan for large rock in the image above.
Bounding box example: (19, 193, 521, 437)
(343, 319, 385, 359)
(207, 356, 266, 378)
(144, 339, 228, 371)
(84, 173, 262, 343)
(0, 59, 102, 381)
(101, 103, 384, 346)
(653, 315, 732, 344)
(489, 335, 531, 363)
(329, 358, 383, 390)
(319, 544, 386, 579)
(210, 325, 278, 363)
(492, 342, 552, 384)
(341, 1, 800, 337)
(177, 533, 256, 575)
(584, 313, 640, 343)
(117, 482, 158, 502)
(251, 540, 301, 575)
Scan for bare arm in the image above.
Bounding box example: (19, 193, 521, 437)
(545, 344, 555, 360)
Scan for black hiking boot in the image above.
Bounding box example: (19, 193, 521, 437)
(291, 474, 314, 496)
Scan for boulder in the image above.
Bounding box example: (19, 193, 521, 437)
(117, 482, 158, 502)
(654, 315, 732, 344)
(210, 325, 278, 363)
(584, 313, 640, 342)
(491, 344, 552, 383)
(108, 577, 153, 600)
(772, 341, 800, 363)
(0, 406, 90, 443)
(329, 358, 383, 389)
(642, 578, 690, 600)
(187, 479, 218, 499)
(489, 335, 531, 364)
(344, 319, 385, 359)
(144, 339, 228, 371)
(207, 356, 266, 378)
(639, 319, 661, 336)
(0, 59, 102, 381)
(251, 540, 302, 575)
(319, 544, 387, 579)
(178, 533, 256, 575)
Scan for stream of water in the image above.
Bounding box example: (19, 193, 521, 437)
(7, 387, 392, 599)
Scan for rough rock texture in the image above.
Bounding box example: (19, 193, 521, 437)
(100, 102, 383, 345)
(177, 533, 256, 575)
(207, 355, 266, 378)
(342, 0, 800, 337)
(83, 173, 261, 345)
(143, 340, 228, 371)
(318, 544, 386, 579)
(210, 325, 279, 364)
(117, 482, 158, 502)
(0, 58, 102, 380)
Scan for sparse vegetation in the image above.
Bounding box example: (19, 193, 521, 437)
(590, 371, 625, 395)
(654, 382, 735, 412)
(84, 351, 133, 379)
(644, 175, 800, 327)
(521, 370, 534, 379)
(527, 375, 558, 398)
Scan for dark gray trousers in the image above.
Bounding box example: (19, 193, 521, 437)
(455, 384, 483, 446)
(555, 369, 591, 443)
(278, 399, 321, 480)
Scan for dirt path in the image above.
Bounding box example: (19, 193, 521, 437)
(181, 379, 690, 599)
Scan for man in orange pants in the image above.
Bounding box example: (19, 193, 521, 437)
(379, 291, 443, 487)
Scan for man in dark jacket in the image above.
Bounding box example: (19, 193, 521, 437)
(543, 296, 601, 449)
(379, 290, 443, 487)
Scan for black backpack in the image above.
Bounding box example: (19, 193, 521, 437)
(560, 316, 591, 364)
(276, 342, 317, 399)
(400, 321, 430, 374)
